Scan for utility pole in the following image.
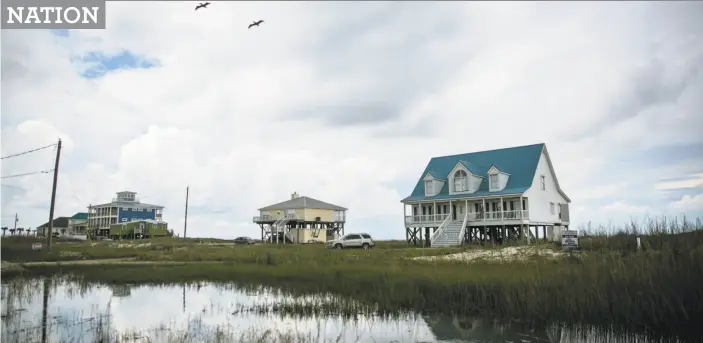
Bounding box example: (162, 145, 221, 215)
(46, 139, 62, 251)
(183, 186, 189, 238)
(13, 213, 18, 233)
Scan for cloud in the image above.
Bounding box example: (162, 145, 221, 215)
(2, 2, 703, 238)
(655, 174, 703, 191)
(668, 194, 703, 212)
(573, 182, 629, 201)
(601, 201, 650, 214)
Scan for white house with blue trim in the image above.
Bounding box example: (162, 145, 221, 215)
(401, 143, 571, 247)
(88, 191, 164, 235)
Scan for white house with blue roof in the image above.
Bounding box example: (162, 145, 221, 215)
(401, 143, 571, 248)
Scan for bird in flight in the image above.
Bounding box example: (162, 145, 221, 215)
(248, 20, 264, 29)
(194, 2, 210, 10)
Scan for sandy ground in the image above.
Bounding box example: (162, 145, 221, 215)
(413, 246, 567, 263)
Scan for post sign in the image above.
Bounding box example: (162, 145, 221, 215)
(32, 243, 43, 251)
(561, 230, 579, 249)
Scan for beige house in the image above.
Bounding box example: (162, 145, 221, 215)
(253, 192, 347, 244)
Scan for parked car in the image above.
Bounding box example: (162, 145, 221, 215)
(233, 236, 256, 245)
(326, 233, 375, 250)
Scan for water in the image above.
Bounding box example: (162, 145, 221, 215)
(0, 277, 685, 343)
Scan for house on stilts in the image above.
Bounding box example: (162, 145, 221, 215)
(401, 143, 571, 248)
(253, 192, 347, 244)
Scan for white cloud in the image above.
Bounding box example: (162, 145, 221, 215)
(2, 2, 702, 237)
(600, 201, 651, 214)
(668, 194, 703, 212)
(573, 182, 629, 201)
(655, 174, 703, 191)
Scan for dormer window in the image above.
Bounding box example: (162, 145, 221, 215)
(425, 180, 434, 194)
(453, 170, 468, 192)
(489, 174, 498, 190)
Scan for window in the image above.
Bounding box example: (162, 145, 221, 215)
(425, 180, 434, 194)
(540, 175, 546, 191)
(489, 174, 499, 190)
(453, 170, 468, 192)
(345, 234, 361, 240)
(132, 208, 137, 211)
(550, 202, 555, 215)
(361, 234, 372, 239)
(137, 208, 143, 212)
(121, 218, 127, 222)
(122, 207, 128, 211)
(147, 209, 152, 212)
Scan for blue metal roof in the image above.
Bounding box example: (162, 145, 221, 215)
(402, 143, 544, 202)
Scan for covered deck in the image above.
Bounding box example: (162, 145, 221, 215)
(404, 210, 530, 226)
(253, 213, 346, 224)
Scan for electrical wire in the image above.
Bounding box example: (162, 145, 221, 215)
(1, 143, 57, 160)
(1, 169, 54, 179)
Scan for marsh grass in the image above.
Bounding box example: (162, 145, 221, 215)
(3, 217, 702, 340)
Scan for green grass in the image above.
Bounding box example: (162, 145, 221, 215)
(3, 216, 702, 340)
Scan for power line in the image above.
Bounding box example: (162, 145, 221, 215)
(1, 143, 57, 160)
(1, 169, 54, 179)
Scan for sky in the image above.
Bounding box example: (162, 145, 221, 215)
(1, 1, 702, 239)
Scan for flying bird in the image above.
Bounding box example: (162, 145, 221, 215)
(194, 2, 210, 10)
(248, 20, 264, 29)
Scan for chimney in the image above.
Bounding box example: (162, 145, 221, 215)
(291, 192, 298, 199)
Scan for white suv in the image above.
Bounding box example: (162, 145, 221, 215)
(326, 233, 375, 250)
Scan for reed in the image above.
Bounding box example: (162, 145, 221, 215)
(3, 216, 702, 339)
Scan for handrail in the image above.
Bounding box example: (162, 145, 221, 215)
(430, 211, 452, 245)
(458, 207, 470, 246)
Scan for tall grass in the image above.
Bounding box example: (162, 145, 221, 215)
(3, 216, 702, 340)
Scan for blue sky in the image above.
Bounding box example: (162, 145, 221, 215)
(1, 2, 702, 238)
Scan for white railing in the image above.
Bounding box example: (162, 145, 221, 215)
(458, 209, 470, 245)
(463, 210, 530, 222)
(430, 213, 452, 246)
(254, 213, 300, 223)
(404, 214, 445, 225)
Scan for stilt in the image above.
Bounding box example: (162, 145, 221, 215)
(543, 226, 547, 242)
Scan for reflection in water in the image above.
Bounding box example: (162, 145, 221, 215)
(0, 277, 685, 343)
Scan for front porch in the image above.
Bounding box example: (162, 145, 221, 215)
(404, 197, 530, 227)
(405, 210, 530, 226)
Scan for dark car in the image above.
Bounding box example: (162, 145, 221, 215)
(233, 236, 256, 245)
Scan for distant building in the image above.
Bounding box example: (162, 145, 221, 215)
(89, 191, 164, 236)
(36, 217, 70, 237)
(253, 192, 347, 244)
(109, 219, 169, 239)
(68, 212, 89, 235)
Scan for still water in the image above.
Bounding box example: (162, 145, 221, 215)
(0, 277, 683, 343)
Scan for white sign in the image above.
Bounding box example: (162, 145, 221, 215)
(561, 230, 579, 249)
(31, 242, 43, 251)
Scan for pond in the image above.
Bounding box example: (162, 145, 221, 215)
(0, 276, 685, 343)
